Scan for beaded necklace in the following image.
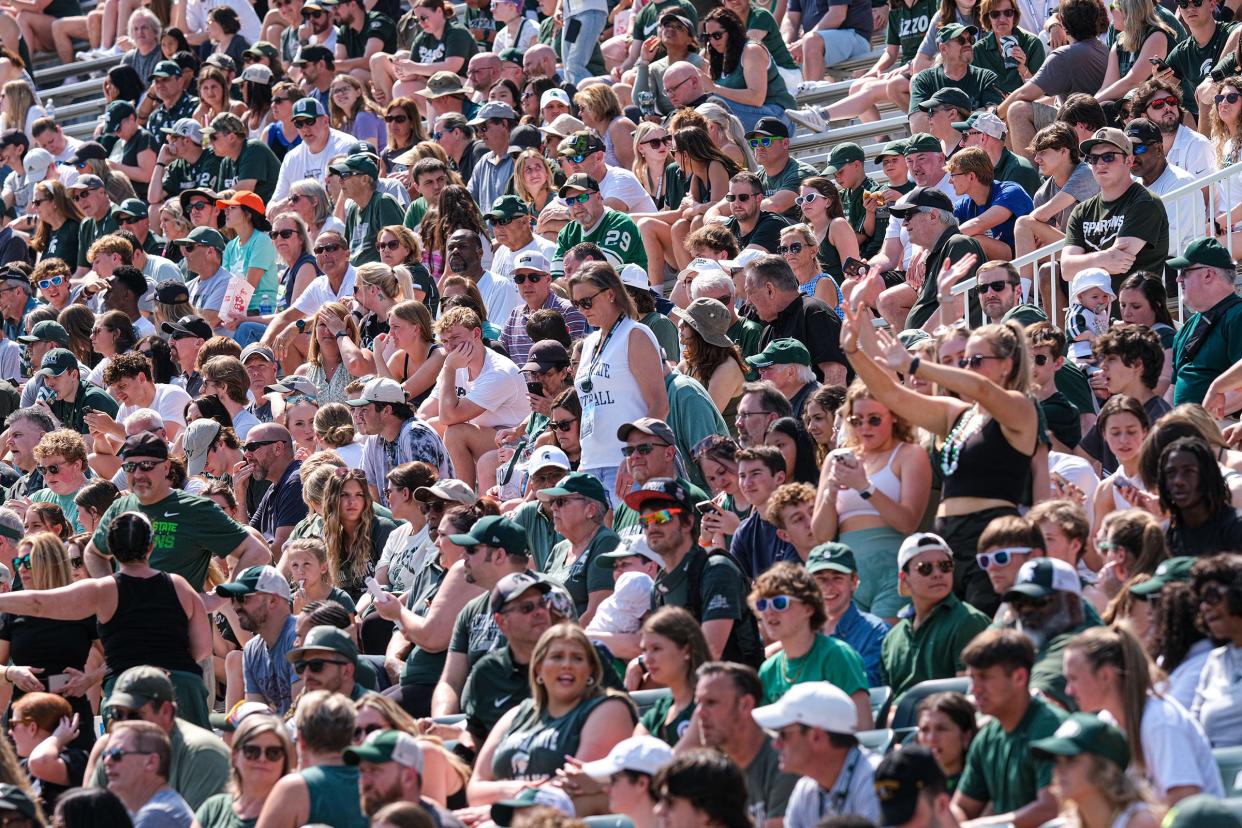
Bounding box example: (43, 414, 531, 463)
(940, 405, 985, 477)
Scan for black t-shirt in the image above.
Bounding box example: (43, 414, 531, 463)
(724, 211, 791, 253)
(338, 10, 398, 56)
(109, 128, 159, 171)
(21, 749, 87, 813)
(0, 614, 98, 751)
(1040, 390, 1081, 449)
(1167, 506, 1242, 557)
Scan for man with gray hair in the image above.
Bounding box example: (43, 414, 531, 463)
(335, 154, 404, 267)
(746, 339, 821, 419)
(3, 408, 56, 499)
(886, 186, 985, 331)
(742, 254, 846, 386)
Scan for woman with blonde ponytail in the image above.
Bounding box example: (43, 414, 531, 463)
(354, 262, 411, 356)
(840, 311, 1039, 617)
(313, 403, 364, 468)
(1063, 624, 1222, 806)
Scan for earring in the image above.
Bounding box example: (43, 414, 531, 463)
(586, 677, 596, 686)
(536, 676, 545, 685)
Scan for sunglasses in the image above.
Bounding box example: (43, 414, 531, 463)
(293, 658, 349, 674)
(314, 243, 343, 254)
(1085, 151, 1124, 166)
(241, 744, 285, 761)
(988, 7, 1015, 16)
(37, 275, 65, 289)
(1199, 583, 1229, 605)
(702, 28, 726, 40)
(1175, 0, 1204, 7)
(1218, 92, 1242, 105)
(293, 117, 317, 128)
(754, 595, 795, 612)
(118, 216, 143, 226)
(102, 747, 153, 761)
(108, 707, 147, 722)
(383, 114, 409, 126)
(794, 192, 820, 207)
(846, 414, 883, 428)
(958, 354, 1004, 369)
(549, 495, 586, 508)
(491, 215, 521, 227)
(354, 723, 383, 740)
(776, 242, 806, 255)
(975, 547, 1033, 569)
(270, 228, 297, 240)
(977, 280, 1014, 294)
(243, 439, 281, 453)
(500, 598, 547, 615)
(273, 96, 292, 104)
(642, 135, 673, 148)
(563, 192, 591, 205)
(36, 463, 65, 475)
(302, 8, 326, 16)
(622, 442, 665, 457)
(550, 418, 575, 432)
(10, 555, 29, 570)
(911, 559, 954, 576)
(639, 507, 683, 525)
(122, 460, 163, 473)
(1147, 96, 1180, 111)
(513, 272, 544, 284)
(571, 288, 605, 310)
(724, 193, 755, 202)
(72, 190, 96, 202)
(29, 198, 47, 207)
(188, 200, 212, 212)
(70, 556, 83, 569)
(748, 137, 780, 148)
(1132, 142, 1153, 155)
(953, 35, 975, 45)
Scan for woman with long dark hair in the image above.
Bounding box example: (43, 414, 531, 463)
(240, 65, 276, 137)
(1090, 395, 1153, 529)
(87, 310, 136, 388)
(631, 608, 710, 747)
(322, 468, 399, 599)
(418, 185, 491, 281)
(135, 335, 179, 385)
(381, 98, 427, 176)
(377, 224, 437, 313)
(698, 7, 795, 131)
(677, 298, 746, 421)
(764, 417, 819, 486)
(916, 691, 978, 791)
(30, 181, 83, 267)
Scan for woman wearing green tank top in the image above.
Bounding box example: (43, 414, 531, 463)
(466, 624, 636, 809)
(698, 7, 796, 133)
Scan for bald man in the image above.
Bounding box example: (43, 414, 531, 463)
(238, 423, 306, 560)
(663, 61, 721, 110)
(523, 44, 558, 81)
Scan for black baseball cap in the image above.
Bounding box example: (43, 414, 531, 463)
(875, 746, 945, 827)
(1124, 117, 1162, 148)
(887, 186, 955, 218)
(120, 431, 169, 460)
(622, 477, 693, 512)
(746, 117, 789, 139)
(161, 315, 213, 340)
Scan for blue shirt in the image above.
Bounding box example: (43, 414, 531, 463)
(832, 602, 891, 688)
(242, 613, 298, 714)
(731, 512, 799, 579)
(952, 180, 1033, 253)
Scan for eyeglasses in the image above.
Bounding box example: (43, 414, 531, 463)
(37, 275, 65, 289)
(571, 288, 606, 310)
(36, 463, 64, 475)
(241, 744, 286, 761)
(1147, 95, 1180, 111)
(988, 7, 1015, 16)
(550, 418, 576, 432)
(293, 658, 349, 674)
(754, 595, 795, 612)
(314, 243, 343, 255)
(1218, 92, 1242, 105)
(794, 193, 820, 207)
(270, 228, 297, 240)
(724, 193, 755, 202)
(513, 272, 544, 284)
(702, 28, 726, 40)
(911, 559, 954, 576)
(243, 439, 281, 453)
(1085, 151, 1124, 166)
(563, 192, 591, 206)
(10, 555, 29, 571)
(121, 460, 163, 473)
(642, 135, 672, 148)
(846, 414, 883, 428)
(622, 442, 665, 457)
(102, 747, 153, 762)
(1199, 583, 1229, 605)
(638, 507, 683, 525)
(776, 242, 806, 255)
(975, 547, 1033, 569)
(958, 354, 1004, 369)
(977, 280, 1015, 294)
(748, 137, 780, 148)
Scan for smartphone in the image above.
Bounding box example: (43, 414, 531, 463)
(47, 674, 69, 693)
(829, 447, 858, 464)
(843, 257, 868, 279)
(364, 576, 386, 602)
(695, 500, 718, 516)
(527, 381, 544, 397)
(1149, 57, 1178, 77)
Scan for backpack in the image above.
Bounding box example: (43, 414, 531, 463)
(684, 548, 764, 670)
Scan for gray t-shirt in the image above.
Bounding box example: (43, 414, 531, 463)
(187, 267, 232, 315)
(1032, 161, 1099, 230)
(745, 737, 800, 827)
(1030, 38, 1109, 98)
(132, 786, 196, 828)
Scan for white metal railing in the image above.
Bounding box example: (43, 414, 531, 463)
(949, 160, 1242, 328)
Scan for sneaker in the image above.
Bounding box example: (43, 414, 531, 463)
(787, 107, 828, 133)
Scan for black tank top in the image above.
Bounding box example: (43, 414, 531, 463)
(940, 411, 1033, 505)
(98, 572, 200, 678)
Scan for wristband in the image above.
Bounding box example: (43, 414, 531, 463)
(908, 356, 920, 376)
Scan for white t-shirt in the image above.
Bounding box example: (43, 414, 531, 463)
(443, 347, 530, 428)
(133, 316, 157, 339)
(186, 0, 262, 42)
(1169, 124, 1216, 179)
(231, 408, 260, 440)
(493, 17, 539, 52)
(0, 339, 20, 381)
(292, 267, 356, 315)
(475, 270, 520, 326)
(1164, 638, 1213, 712)
(1192, 643, 1242, 747)
(1101, 694, 1223, 799)
(490, 236, 558, 282)
(271, 129, 359, 202)
(1147, 163, 1203, 255)
(377, 521, 435, 593)
(118, 384, 193, 429)
(331, 438, 365, 469)
(600, 166, 658, 213)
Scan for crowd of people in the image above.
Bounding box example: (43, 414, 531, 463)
(0, 0, 1238, 824)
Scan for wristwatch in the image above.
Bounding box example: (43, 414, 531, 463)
(859, 483, 877, 500)
(334, 330, 348, 338)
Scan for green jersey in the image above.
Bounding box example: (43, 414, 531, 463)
(886, 0, 936, 64)
(345, 191, 405, 265)
(162, 150, 223, 197)
(552, 209, 647, 276)
(78, 211, 120, 269)
(1167, 21, 1237, 118)
(402, 195, 429, 230)
(216, 140, 281, 203)
(957, 695, 1067, 814)
(337, 10, 397, 57)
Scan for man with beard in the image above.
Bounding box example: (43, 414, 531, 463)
(1004, 558, 1094, 711)
(346, 730, 464, 827)
(352, 378, 452, 507)
(291, 45, 337, 110)
(551, 174, 647, 277)
(237, 424, 306, 560)
(216, 565, 300, 714)
(725, 171, 791, 255)
(1124, 117, 1202, 254)
(444, 228, 518, 327)
(286, 626, 370, 700)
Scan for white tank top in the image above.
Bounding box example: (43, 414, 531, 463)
(836, 445, 903, 521)
(575, 316, 661, 469)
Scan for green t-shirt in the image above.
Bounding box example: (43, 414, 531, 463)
(908, 64, 1004, 113)
(993, 148, 1041, 198)
(957, 695, 1068, 814)
(880, 593, 991, 703)
(44, 220, 79, 267)
(49, 383, 119, 435)
(162, 150, 223, 197)
(545, 527, 621, 618)
(728, 316, 765, 370)
(91, 490, 251, 590)
(1064, 182, 1169, 292)
(222, 230, 280, 312)
(744, 737, 800, 827)
(108, 128, 160, 170)
(462, 643, 530, 742)
(906, 230, 985, 329)
(196, 793, 255, 828)
(30, 488, 83, 533)
(552, 209, 647, 276)
(748, 7, 798, 70)
(665, 373, 731, 493)
(216, 140, 281, 204)
(1173, 294, 1242, 405)
(77, 211, 120, 269)
(759, 633, 869, 704)
(969, 29, 1045, 95)
(640, 694, 695, 746)
(449, 590, 500, 665)
(1030, 624, 1092, 711)
(402, 195, 429, 230)
(1166, 21, 1237, 118)
(842, 177, 887, 258)
(399, 557, 449, 686)
(651, 548, 762, 665)
(411, 24, 478, 71)
(642, 310, 681, 364)
(346, 191, 405, 266)
(632, 0, 698, 41)
(338, 10, 398, 57)
(1039, 390, 1081, 449)
(510, 500, 563, 572)
(760, 157, 820, 220)
(886, 0, 937, 64)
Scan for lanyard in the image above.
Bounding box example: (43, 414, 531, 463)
(581, 316, 624, 394)
(817, 746, 863, 817)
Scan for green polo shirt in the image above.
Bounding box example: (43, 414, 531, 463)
(462, 644, 529, 742)
(842, 177, 886, 258)
(545, 526, 622, 618)
(957, 695, 1067, 813)
(993, 148, 1041, 198)
(880, 593, 990, 704)
(509, 500, 563, 572)
(1173, 294, 1242, 406)
(49, 383, 119, 435)
(759, 633, 868, 704)
(969, 29, 1045, 95)
(760, 157, 819, 220)
(345, 191, 405, 266)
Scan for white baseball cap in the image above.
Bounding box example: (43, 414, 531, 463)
(580, 735, 674, 780)
(514, 249, 551, 274)
(719, 249, 766, 271)
(971, 111, 1007, 140)
(345, 376, 406, 407)
(1068, 267, 1116, 303)
(682, 258, 729, 279)
(897, 532, 952, 571)
(526, 445, 571, 474)
(620, 263, 654, 293)
(751, 681, 858, 735)
(540, 88, 571, 109)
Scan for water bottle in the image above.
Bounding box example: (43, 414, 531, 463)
(260, 296, 273, 316)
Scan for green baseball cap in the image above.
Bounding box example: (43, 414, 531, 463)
(1168, 237, 1235, 270)
(875, 140, 908, 159)
(173, 226, 227, 251)
(103, 100, 136, 134)
(746, 338, 812, 369)
(108, 665, 176, 710)
(1129, 556, 1195, 597)
(538, 471, 610, 506)
(1163, 796, 1242, 828)
(328, 153, 379, 179)
(951, 112, 980, 132)
(449, 515, 528, 557)
(485, 194, 532, 222)
(1029, 713, 1130, 770)
(18, 320, 69, 347)
(806, 542, 857, 575)
(937, 22, 978, 41)
(114, 198, 148, 220)
(151, 60, 182, 78)
(243, 40, 279, 62)
(286, 625, 358, 664)
(343, 729, 424, 771)
(38, 348, 78, 377)
(903, 132, 943, 155)
(824, 143, 865, 174)
(498, 47, 524, 65)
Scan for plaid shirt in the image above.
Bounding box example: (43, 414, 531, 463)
(499, 292, 589, 366)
